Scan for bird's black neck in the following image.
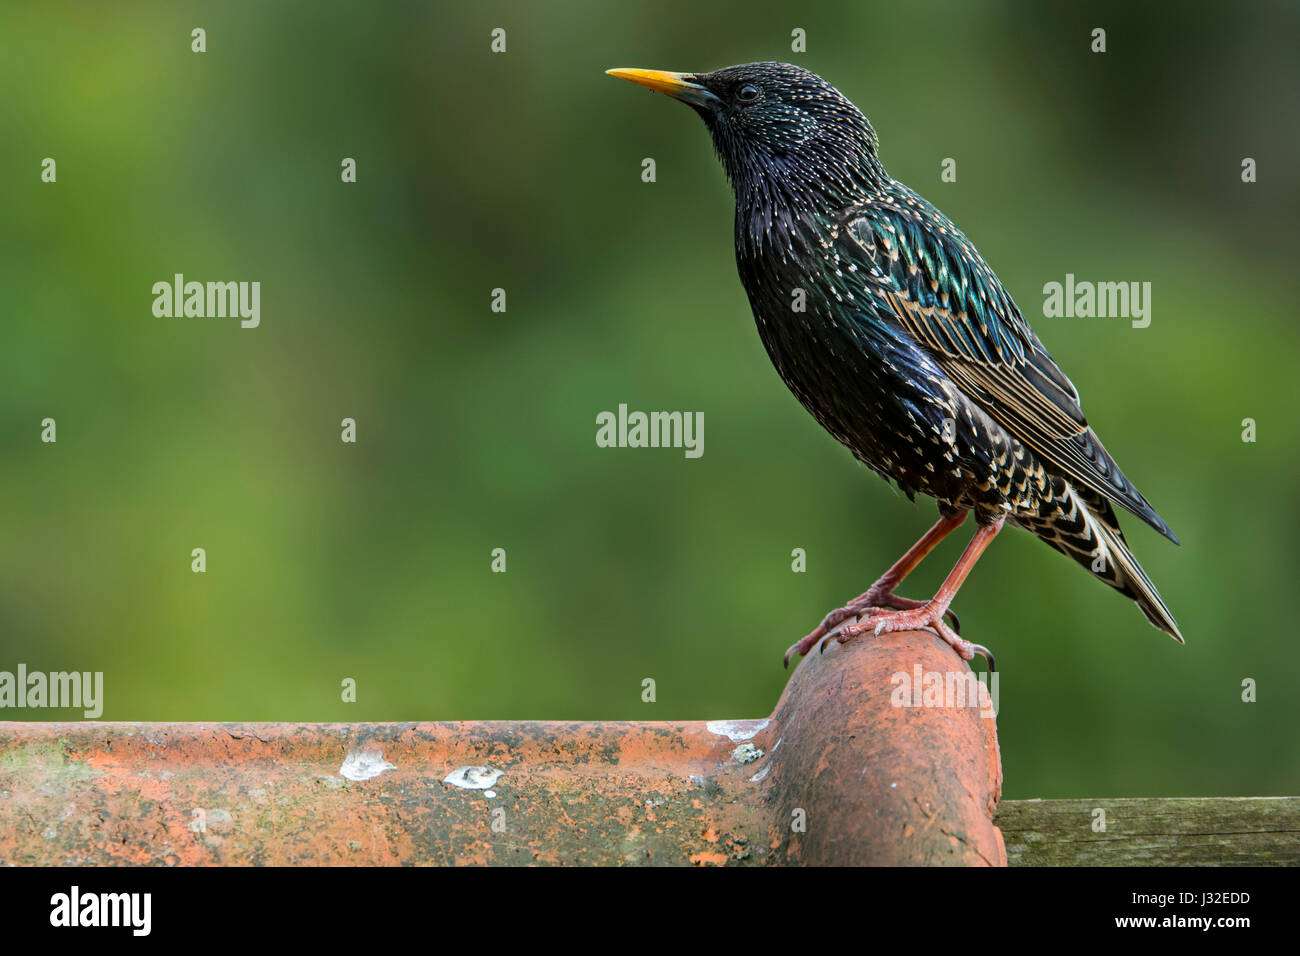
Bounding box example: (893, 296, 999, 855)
(731, 158, 886, 261)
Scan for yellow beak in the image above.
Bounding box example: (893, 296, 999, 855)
(606, 68, 719, 109)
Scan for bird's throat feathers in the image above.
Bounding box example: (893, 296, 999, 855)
(715, 128, 887, 261)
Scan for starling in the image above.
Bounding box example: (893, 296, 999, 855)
(608, 62, 1182, 668)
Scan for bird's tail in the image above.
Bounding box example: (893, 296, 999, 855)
(1018, 483, 1184, 643)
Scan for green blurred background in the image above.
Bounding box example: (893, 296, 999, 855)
(2, 1, 1297, 800)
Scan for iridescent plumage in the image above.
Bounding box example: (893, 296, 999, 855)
(609, 62, 1182, 659)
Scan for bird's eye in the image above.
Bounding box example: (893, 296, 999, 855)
(735, 84, 760, 104)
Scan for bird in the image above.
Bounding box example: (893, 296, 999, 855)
(607, 62, 1182, 669)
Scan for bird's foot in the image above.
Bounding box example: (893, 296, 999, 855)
(814, 601, 994, 671)
(783, 587, 960, 668)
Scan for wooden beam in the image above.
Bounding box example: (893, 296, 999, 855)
(996, 797, 1300, 866)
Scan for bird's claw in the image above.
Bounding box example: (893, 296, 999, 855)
(810, 603, 996, 672)
(821, 594, 960, 635)
(785, 591, 961, 668)
(970, 643, 996, 673)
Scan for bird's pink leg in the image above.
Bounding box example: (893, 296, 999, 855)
(785, 510, 968, 666)
(821, 517, 1005, 666)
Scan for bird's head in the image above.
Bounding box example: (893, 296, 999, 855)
(607, 62, 885, 207)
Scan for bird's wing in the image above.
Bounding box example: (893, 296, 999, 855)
(837, 194, 1177, 543)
